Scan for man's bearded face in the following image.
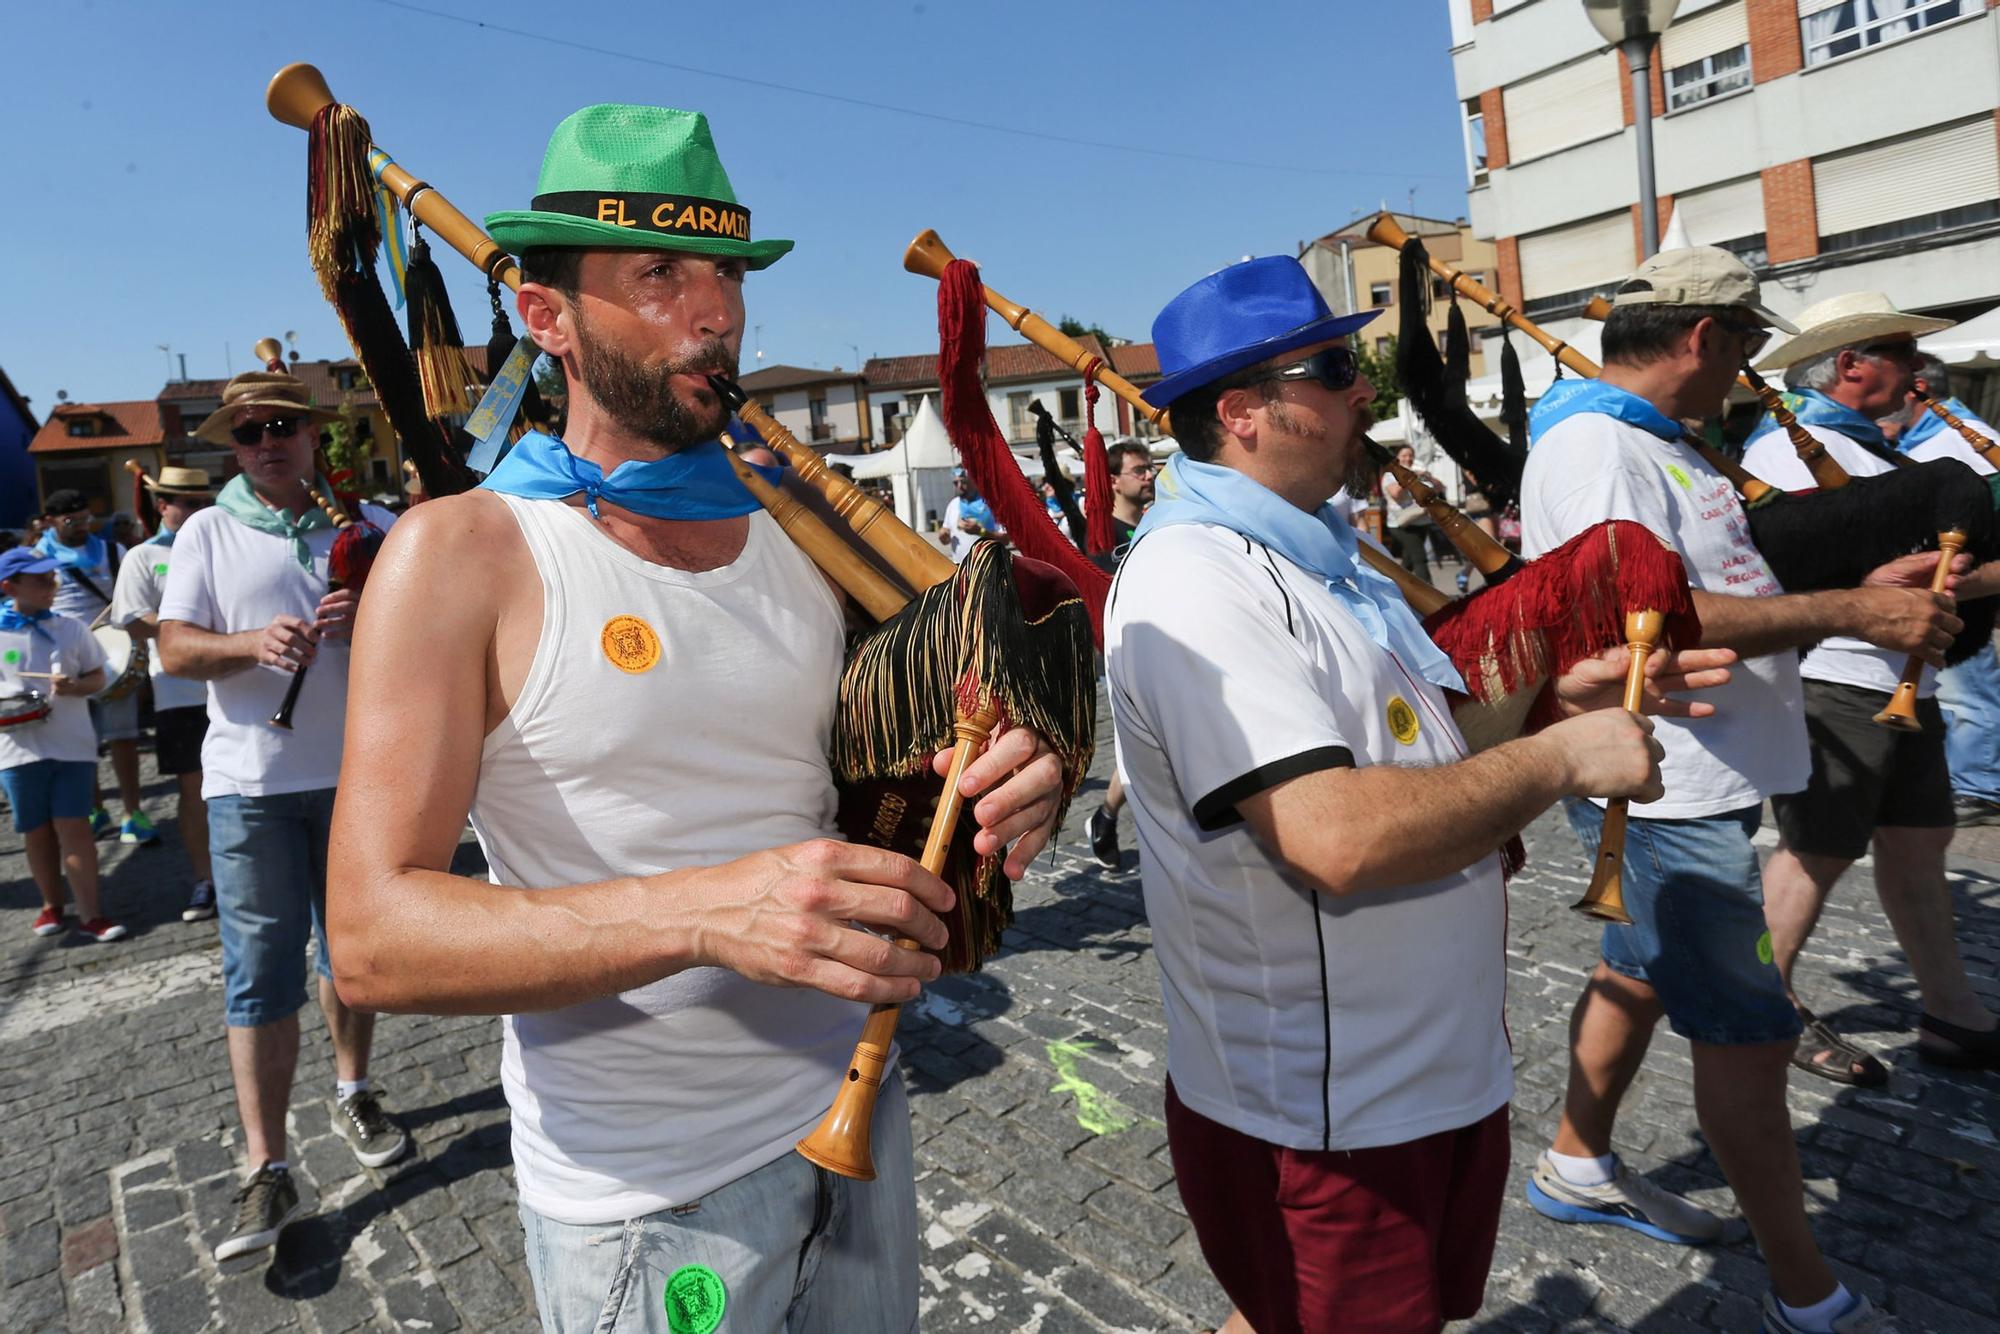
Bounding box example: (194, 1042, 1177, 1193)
(572, 308, 737, 452)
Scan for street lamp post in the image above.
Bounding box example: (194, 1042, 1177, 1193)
(1584, 0, 1681, 259)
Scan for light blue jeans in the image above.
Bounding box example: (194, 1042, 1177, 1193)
(210, 787, 336, 1028)
(1937, 639, 2000, 803)
(519, 1076, 918, 1333)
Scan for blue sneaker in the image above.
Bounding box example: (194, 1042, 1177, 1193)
(182, 879, 217, 923)
(1525, 1150, 1723, 1245)
(120, 812, 162, 846)
(90, 808, 114, 839)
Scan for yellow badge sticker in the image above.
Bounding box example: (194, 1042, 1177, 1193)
(1386, 696, 1421, 745)
(1665, 463, 1693, 491)
(601, 615, 662, 674)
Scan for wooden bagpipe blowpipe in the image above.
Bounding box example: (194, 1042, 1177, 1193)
(1916, 391, 2000, 470)
(267, 68, 1097, 1182)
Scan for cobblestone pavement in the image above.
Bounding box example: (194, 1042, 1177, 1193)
(2, 712, 1997, 1333)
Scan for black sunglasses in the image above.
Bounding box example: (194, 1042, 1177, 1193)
(1255, 346, 1361, 393)
(1718, 317, 1772, 360)
(1858, 340, 1921, 365)
(229, 416, 305, 447)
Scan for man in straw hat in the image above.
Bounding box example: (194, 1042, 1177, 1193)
(110, 465, 220, 923)
(1105, 255, 1739, 1333)
(323, 104, 1067, 1331)
(1742, 294, 2000, 1083)
(1520, 250, 1963, 1333)
(157, 370, 407, 1263)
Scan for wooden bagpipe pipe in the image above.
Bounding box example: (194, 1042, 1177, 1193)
(267, 63, 1097, 1181)
(903, 228, 1712, 925)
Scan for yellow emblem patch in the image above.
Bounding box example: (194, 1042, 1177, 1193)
(601, 615, 661, 674)
(1386, 696, 1420, 745)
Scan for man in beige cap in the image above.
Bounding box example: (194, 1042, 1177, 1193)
(1742, 294, 2000, 1085)
(157, 371, 407, 1264)
(1520, 249, 1959, 1334)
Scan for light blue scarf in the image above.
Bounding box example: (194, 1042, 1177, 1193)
(1135, 454, 1464, 692)
(1529, 379, 1681, 445)
(217, 474, 334, 571)
(0, 599, 58, 645)
(480, 431, 778, 520)
(34, 529, 107, 573)
(1899, 396, 1980, 453)
(1745, 386, 1886, 451)
(142, 527, 176, 550)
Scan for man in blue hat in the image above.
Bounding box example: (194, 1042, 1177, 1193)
(1106, 256, 1730, 1332)
(325, 104, 1067, 1332)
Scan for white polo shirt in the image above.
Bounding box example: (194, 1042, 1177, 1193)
(1904, 414, 1998, 476)
(1742, 423, 1930, 699)
(1106, 522, 1511, 1153)
(110, 533, 206, 712)
(1522, 412, 1808, 817)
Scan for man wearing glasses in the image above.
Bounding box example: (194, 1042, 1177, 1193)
(1741, 294, 2000, 1088)
(158, 371, 407, 1264)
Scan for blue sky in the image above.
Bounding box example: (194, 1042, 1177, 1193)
(3, 0, 1471, 417)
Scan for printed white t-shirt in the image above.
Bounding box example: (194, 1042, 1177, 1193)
(0, 614, 108, 768)
(1742, 423, 1930, 699)
(110, 533, 206, 712)
(158, 502, 395, 799)
(1522, 413, 1808, 816)
(1106, 522, 1512, 1153)
(1904, 414, 1998, 476)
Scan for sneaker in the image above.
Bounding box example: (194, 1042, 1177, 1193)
(1524, 1150, 1723, 1245)
(1761, 1291, 1900, 1332)
(120, 812, 162, 846)
(1086, 804, 1122, 871)
(214, 1164, 306, 1262)
(182, 879, 217, 922)
(335, 1090, 409, 1169)
(76, 917, 128, 943)
(89, 808, 113, 839)
(32, 907, 66, 937)
(1954, 796, 2000, 829)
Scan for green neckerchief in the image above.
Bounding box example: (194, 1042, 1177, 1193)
(216, 473, 336, 570)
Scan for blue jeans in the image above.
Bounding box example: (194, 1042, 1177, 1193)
(1937, 640, 2000, 803)
(520, 1077, 918, 1334)
(1564, 800, 1801, 1046)
(210, 788, 336, 1028)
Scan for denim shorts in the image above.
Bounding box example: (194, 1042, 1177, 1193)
(519, 1077, 918, 1334)
(0, 759, 96, 833)
(88, 691, 141, 743)
(210, 787, 336, 1028)
(1564, 800, 1802, 1047)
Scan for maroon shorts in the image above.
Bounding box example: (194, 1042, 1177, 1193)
(1165, 1080, 1510, 1334)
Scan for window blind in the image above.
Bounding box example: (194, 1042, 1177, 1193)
(1661, 1, 1750, 68)
(1674, 176, 1765, 245)
(1518, 212, 1636, 299)
(1502, 53, 1624, 163)
(1815, 118, 2000, 236)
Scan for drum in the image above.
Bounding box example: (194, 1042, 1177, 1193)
(92, 625, 148, 701)
(0, 689, 51, 731)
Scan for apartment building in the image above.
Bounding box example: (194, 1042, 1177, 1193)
(1449, 0, 2000, 349)
(1302, 212, 1505, 377)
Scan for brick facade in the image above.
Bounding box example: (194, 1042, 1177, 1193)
(1632, 195, 1674, 257)
(1481, 87, 1509, 171)
(1761, 159, 1819, 263)
(1616, 47, 1668, 126)
(1471, 0, 1493, 21)
(1746, 0, 1804, 83)
(1496, 235, 1523, 311)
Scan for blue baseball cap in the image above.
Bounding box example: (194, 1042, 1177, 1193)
(1143, 256, 1382, 408)
(0, 549, 60, 582)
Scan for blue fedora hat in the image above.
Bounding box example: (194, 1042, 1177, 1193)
(1143, 256, 1382, 408)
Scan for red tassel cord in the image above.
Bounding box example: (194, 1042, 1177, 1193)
(1079, 364, 1115, 556)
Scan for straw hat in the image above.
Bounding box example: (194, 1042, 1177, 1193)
(1753, 291, 1953, 371)
(193, 371, 340, 445)
(145, 466, 215, 498)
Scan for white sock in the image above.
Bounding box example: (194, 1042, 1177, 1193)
(1779, 1284, 1855, 1332)
(263, 1160, 289, 1174)
(1546, 1148, 1617, 1186)
(336, 1078, 369, 1102)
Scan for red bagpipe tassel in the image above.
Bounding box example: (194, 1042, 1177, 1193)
(1079, 365, 1115, 556)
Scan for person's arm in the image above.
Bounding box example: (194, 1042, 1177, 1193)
(1692, 549, 1961, 664)
(159, 617, 317, 679)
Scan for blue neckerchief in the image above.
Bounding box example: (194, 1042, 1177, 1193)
(1530, 379, 1681, 445)
(479, 431, 775, 520)
(1899, 397, 1978, 453)
(35, 529, 107, 572)
(1135, 455, 1464, 693)
(959, 495, 997, 530)
(0, 599, 58, 645)
(143, 527, 176, 549)
(1745, 386, 1885, 450)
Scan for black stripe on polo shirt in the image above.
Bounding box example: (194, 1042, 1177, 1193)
(1191, 745, 1355, 832)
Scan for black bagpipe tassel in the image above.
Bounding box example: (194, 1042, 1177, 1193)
(1499, 328, 1529, 463)
(1393, 234, 1523, 506)
(405, 229, 476, 423)
(1444, 296, 1471, 410)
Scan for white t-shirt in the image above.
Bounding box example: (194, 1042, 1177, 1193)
(158, 502, 395, 799)
(1742, 423, 1930, 699)
(0, 613, 108, 768)
(110, 532, 206, 712)
(1523, 413, 1808, 817)
(1106, 522, 1511, 1153)
(1904, 414, 1998, 476)
(39, 537, 125, 625)
(941, 496, 1004, 563)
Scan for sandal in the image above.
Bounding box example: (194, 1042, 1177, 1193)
(1790, 1003, 1888, 1088)
(1918, 1013, 2000, 1071)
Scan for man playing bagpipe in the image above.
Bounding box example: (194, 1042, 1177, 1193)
(324, 105, 1068, 1332)
(1741, 296, 2000, 1083)
(1105, 256, 1737, 1334)
(1520, 249, 1960, 1334)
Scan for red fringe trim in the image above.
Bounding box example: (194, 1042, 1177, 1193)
(1080, 369, 1116, 556)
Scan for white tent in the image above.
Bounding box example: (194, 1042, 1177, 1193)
(1921, 303, 2000, 369)
(822, 395, 961, 530)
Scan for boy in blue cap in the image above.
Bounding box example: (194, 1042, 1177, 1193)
(0, 546, 125, 940)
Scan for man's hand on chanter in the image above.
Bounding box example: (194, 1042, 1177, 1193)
(1552, 644, 1736, 720)
(934, 723, 1067, 879)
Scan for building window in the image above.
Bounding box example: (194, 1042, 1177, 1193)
(1820, 200, 2000, 256)
(1375, 337, 1394, 358)
(1369, 281, 1393, 305)
(1463, 100, 1487, 186)
(1666, 44, 1750, 110)
(66, 419, 97, 437)
(1058, 387, 1080, 421)
(1715, 233, 1770, 270)
(1802, 0, 1962, 67)
(1007, 392, 1033, 438)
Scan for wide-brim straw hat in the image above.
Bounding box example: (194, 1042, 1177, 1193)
(1754, 291, 1953, 370)
(194, 371, 340, 445)
(145, 465, 216, 497)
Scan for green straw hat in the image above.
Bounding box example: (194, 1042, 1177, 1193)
(486, 104, 793, 269)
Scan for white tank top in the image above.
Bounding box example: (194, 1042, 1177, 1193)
(473, 493, 862, 1224)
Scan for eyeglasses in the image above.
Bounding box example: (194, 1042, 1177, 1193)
(1718, 317, 1772, 360)
(229, 416, 305, 447)
(1254, 346, 1361, 393)
(1117, 464, 1157, 479)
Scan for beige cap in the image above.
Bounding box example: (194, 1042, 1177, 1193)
(144, 465, 216, 497)
(1611, 246, 1799, 334)
(1752, 290, 1954, 370)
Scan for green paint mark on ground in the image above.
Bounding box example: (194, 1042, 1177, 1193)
(1047, 1040, 1155, 1137)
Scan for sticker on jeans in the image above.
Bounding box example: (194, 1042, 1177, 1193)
(1386, 695, 1421, 745)
(1755, 930, 1774, 966)
(664, 1264, 726, 1334)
